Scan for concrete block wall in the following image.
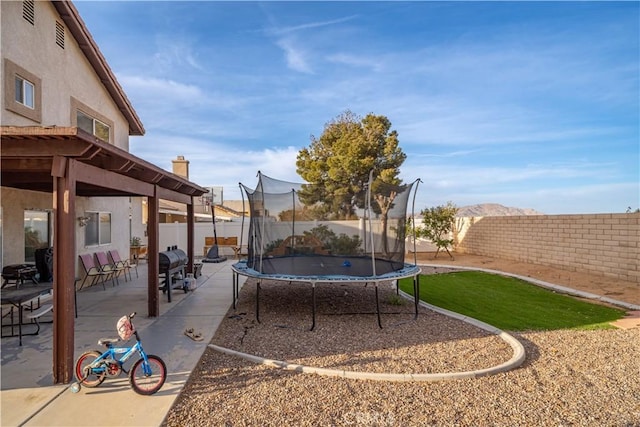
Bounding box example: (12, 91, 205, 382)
(454, 213, 639, 284)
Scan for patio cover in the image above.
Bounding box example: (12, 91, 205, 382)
(1, 125, 208, 383)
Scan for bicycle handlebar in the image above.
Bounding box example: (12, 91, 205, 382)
(129, 312, 137, 320)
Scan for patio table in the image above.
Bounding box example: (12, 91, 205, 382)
(1, 283, 53, 345)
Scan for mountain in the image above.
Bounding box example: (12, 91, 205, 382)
(456, 203, 544, 217)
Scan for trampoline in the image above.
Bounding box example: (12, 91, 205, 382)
(231, 171, 422, 329)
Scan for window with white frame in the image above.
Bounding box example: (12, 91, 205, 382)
(84, 212, 112, 246)
(4, 59, 41, 122)
(77, 110, 111, 143)
(15, 75, 35, 109)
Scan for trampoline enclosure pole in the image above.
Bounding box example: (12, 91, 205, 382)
(258, 173, 266, 273)
(366, 170, 376, 277)
(239, 183, 246, 260)
(291, 189, 296, 253)
(410, 179, 422, 266)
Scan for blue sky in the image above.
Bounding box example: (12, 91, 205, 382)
(74, 1, 639, 214)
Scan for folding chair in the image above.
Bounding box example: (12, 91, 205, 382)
(79, 254, 111, 290)
(108, 249, 138, 281)
(95, 251, 124, 286)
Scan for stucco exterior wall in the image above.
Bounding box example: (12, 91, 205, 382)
(454, 213, 640, 284)
(1, 188, 132, 276)
(1, 1, 139, 270)
(0, 1, 130, 149)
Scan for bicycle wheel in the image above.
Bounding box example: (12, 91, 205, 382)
(129, 355, 167, 395)
(74, 350, 106, 388)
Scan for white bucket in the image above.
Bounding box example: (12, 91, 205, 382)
(185, 273, 196, 291)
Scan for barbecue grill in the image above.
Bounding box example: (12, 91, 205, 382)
(159, 247, 188, 302)
(1, 263, 38, 287)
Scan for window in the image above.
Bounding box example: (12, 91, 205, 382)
(77, 110, 111, 143)
(84, 212, 112, 246)
(4, 59, 41, 122)
(55, 21, 65, 49)
(24, 210, 52, 262)
(15, 76, 35, 108)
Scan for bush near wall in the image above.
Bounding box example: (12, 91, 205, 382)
(454, 213, 639, 284)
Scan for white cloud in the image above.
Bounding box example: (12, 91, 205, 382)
(130, 133, 300, 200)
(265, 15, 359, 36)
(152, 37, 203, 73)
(261, 10, 358, 74)
(276, 38, 313, 74)
(325, 53, 383, 72)
(118, 75, 203, 103)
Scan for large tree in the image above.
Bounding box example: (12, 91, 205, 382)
(296, 110, 406, 251)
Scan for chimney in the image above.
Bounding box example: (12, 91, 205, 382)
(172, 155, 189, 179)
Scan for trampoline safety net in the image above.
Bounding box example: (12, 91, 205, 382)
(239, 172, 419, 278)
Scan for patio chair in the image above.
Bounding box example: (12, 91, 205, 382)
(78, 254, 111, 290)
(95, 251, 124, 286)
(108, 249, 138, 281)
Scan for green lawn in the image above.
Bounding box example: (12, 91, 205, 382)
(398, 271, 626, 331)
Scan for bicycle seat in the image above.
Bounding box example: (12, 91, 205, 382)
(97, 338, 120, 346)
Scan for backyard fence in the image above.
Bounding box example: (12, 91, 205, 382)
(158, 213, 639, 285)
(454, 213, 639, 284)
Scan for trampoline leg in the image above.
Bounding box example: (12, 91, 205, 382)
(310, 283, 316, 331)
(256, 280, 261, 324)
(375, 284, 382, 329)
(413, 275, 419, 320)
(232, 272, 237, 309)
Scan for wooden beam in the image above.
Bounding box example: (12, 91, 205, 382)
(157, 186, 193, 204)
(51, 156, 67, 178)
(0, 158, 53, 172)
(74, 161, 154, 196)
(0, 138, 91, 157)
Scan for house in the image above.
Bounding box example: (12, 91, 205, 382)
(154, 156, 247, 224)
(1, 0, 207, 383)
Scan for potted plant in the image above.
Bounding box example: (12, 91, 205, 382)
(130, 236, 141, 247)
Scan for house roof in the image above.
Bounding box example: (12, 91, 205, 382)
(214, 203, 247, 218)
(1, 126, 207, 200)
(52, 1, 145, 136)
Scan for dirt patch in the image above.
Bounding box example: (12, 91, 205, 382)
(412, 252, 639, 307)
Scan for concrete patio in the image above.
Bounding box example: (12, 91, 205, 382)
(1, 258, 243, 426)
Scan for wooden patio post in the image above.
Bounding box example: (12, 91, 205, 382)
(187, 201, 194, 273)
(52, 156, 77, 384)
(147, 191, 160, 317)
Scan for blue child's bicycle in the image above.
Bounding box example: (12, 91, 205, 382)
(71, 312, 167, 395)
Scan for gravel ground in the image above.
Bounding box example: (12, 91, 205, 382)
(163, 274, 640, 427)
